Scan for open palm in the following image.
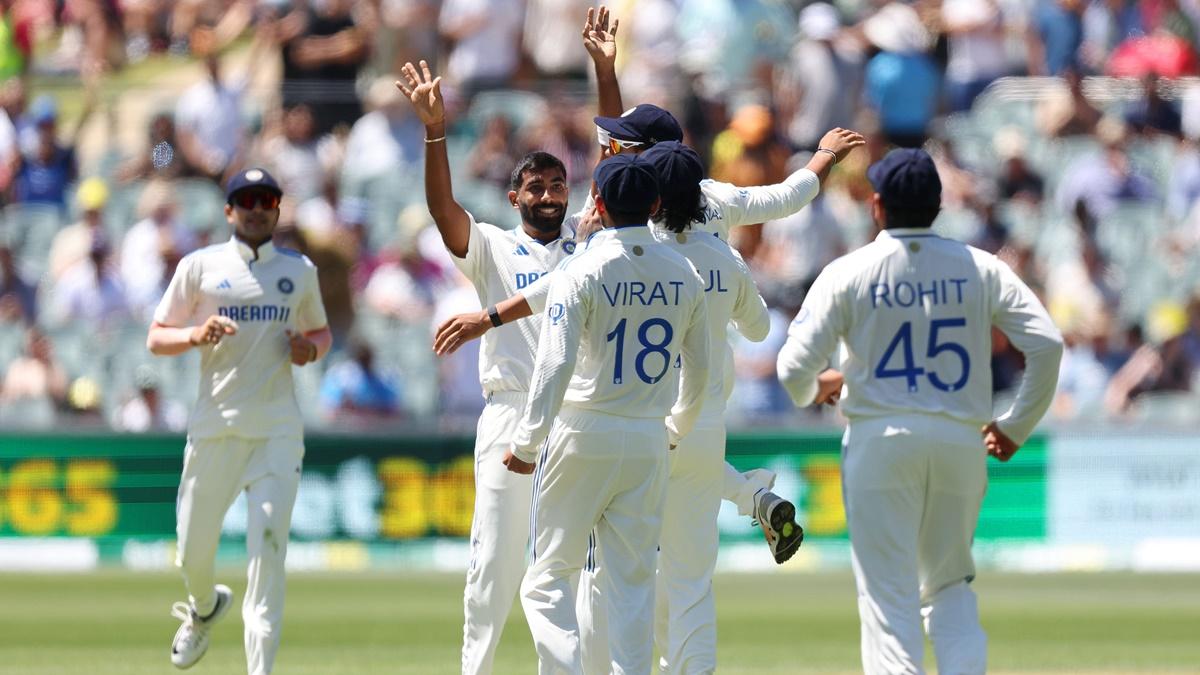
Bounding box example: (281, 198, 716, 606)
(395, 60, 444, 126)
(582, 6, 619, 67)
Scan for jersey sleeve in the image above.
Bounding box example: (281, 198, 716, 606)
(447, 211, 496, 282)
(729, 249, 770, 342)
(511, 270, 588, 462)
(522, 269, 556, 314)
(989, 259, 1064, 445)
(153, 254, 200, 326)
(776, 264, 847, 407)
(666, 276, 711, 446)
(702, 167, 821, 232)
(295, 261, 329, 332)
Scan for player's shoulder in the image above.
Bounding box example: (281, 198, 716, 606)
(275, 246, 318, 271)
(179, 241, 232, 268)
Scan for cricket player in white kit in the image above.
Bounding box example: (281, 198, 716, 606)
(394, 60, 587, 675)
(505, 154, 709, 674)
(777, 149, 1063, 675)
(148, 168, 332, 674)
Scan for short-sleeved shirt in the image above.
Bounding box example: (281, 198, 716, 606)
(154, 237, 328, 439)
(450, 211, 579, 395)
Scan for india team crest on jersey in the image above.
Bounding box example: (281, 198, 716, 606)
(549, 303, 565, 325)
(563, 241, 576, 254)
(277, 277, 294, 294)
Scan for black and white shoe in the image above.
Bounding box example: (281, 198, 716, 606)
(170, 584, 233, 669)
(755, 490, 804, 564)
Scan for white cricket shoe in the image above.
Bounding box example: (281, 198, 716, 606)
(170, 584, 233, 669)
(755, 490, 804, 564)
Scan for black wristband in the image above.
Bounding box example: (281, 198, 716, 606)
(488, 305, 503, 327)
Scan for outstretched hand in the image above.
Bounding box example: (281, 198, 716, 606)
(582, 6, 619, 70)
(433, 311, 491, 356)
(816, 128, 867, 163)
(395, 60, 444, 127)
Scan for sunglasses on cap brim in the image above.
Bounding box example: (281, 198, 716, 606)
(229, 190, 281, 210)
(596, 127, 646, 154)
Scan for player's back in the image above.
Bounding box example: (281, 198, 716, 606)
(556, 227, 706, 418)
(816, 229, 1008, 426)
(655, 227, 767, 413)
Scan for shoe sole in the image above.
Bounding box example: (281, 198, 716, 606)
(769, 500, 804, 564)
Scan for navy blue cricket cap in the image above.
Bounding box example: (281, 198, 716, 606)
(866, 148, 942, 211)
(595, 104, 684, 144)
(225, 167, 283, 202)
(594, 154, 660, 215)
(640, 141, 703, 206)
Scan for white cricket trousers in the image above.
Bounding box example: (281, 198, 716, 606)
(522, 406, 669, 675)
(175, 434, 303, 675)
(462, 392, 533, 675)
(842, 415, 988, 675)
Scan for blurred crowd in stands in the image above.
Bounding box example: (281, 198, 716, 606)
(1, 0, 1200, 432)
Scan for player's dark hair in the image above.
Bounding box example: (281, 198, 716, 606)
(510, 152, 567, 191)
(884, 206, 940, 229)
(604, 203, 655, 227)
(651, 182, 705, 233)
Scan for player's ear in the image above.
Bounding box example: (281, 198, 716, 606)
(870, 194, 885, 230)
(224, 203, 234, 222)
(508, 190, 518, 209)
(649, 196, 661, 215)
(594, 194, 607, 216)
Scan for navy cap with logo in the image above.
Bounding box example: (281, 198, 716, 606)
(225, 167, 283, 202)
(866, 148, 942, 211)
(640, 140, 703, 207)
(594, 104, 684, 144)
(594, 154, 661, 216)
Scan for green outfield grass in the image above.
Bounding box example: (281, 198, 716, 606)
(0, 570, 1196, 674)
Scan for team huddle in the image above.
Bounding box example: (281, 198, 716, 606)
(148, 6, 1063, 675)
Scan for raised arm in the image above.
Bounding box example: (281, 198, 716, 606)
(715, 128, 865, 229)
(396, 60, 471, 257)
(582, 5, 623, 118)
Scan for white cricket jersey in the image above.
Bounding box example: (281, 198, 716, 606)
(521, 225, 769, 416)
(777, 228, 1063, 444)
(574, 167, 819, 242)
(450, 211, 579, 395)
(511, 226, 710, 462)
(154, 238, 328, 439)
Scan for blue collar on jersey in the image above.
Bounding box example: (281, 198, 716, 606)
(231, 236, 277, 264)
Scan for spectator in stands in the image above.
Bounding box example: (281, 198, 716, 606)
(676, 0, 795, 99)
(342, 76, 423, 185)
(114, 364, 187, 432)
(1037, 68, 1103, 138)
(0, 0, 32, 80)
(710, 104, 791, 259)
(1124, 75, 1183, 137)
(115, 111, 190, 182)
(318, 338, 401, 421)
(1105, 300, 1197, 413)
(10, 94, 88, 210)
(120, 180, 198, 320)
(1053, 310, 1116, 419)
(174, 51, 247, 181)
(728, 303, 796, 422)
(261, 103, 328, 203)
(1057, 121, 1157, 219)
(994, 128, 1045, 203)
(0, 242, 34, 324)
(778, 3, 860, 152)
(859, 3, 939, 147)
(941, 0, 1008, 112)
(609, 0, 679, 108)
(468, 115, 520, 189)
(48, 177, 109, 283)
(758, 189, 845, 305)
(303, 198, 362, 346)
(523, 0, 590, 78)
(0, 327, 67, 428)
(438, 0, 523, 97)
(1028, 0, 1085, 76)
(431, 271, 483, 422)
(48, 235, 130, 329)
(362, 228, 433, 323)
(277, 0, 371, 134)
(517, 100, 593, 190)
